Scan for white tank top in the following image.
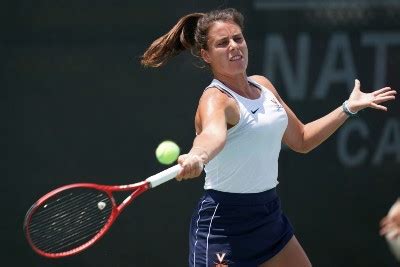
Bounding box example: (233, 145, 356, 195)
(203, 78, 288, 193)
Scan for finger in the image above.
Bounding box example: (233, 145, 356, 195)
(381, 219, 395, 228)
(375, 90, 397, 98)
(175, 167, 186, 181)
(380, 227, 390, 236)
(177, 154, 188, 164)
(374, 95, 396, 104)
(189, 160, 203, 177)
(381, 216, 390, 226)
(179, 163, 196, 179)
(186, 163, 196, 178)
(380, 223, 390, 235)
(380, 223, 396, 236)
(372, 87, 392, 96)
(178, 161, 194, 180)
(370, 103, 387, 111)
(377, 90, 397, 96)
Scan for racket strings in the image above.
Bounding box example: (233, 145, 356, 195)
(31, 198, 106, 250)
(29, 191, 100, 224)
(26, 188, 113, 254)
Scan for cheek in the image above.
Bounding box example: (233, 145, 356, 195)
(210, 50, 228, 64)
(242, 43, 248, 55)
(215, 49, 227, 58)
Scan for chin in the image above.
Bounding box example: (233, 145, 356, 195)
(228, 62, 247, 72)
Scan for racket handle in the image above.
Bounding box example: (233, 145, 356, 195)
(146, 164, 182, 188)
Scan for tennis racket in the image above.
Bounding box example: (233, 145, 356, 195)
(23, 164, 182, 258)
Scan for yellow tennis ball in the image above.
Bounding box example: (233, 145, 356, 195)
(155, 140, 180, 165)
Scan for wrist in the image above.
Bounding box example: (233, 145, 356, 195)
(189, 146, 209, 164)
(342, 100, 358, 117)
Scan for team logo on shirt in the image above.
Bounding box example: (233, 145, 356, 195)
(214, 252, 231, 266)
(271, 98, 283, 110)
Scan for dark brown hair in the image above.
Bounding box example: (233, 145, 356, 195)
(141, 8, 244, 67)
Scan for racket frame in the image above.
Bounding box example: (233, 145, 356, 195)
(24, 164, 181, 258)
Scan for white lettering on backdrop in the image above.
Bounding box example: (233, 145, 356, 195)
(263, 32, 400, 166)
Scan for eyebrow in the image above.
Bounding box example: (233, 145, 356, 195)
(214, 33, 243, 42)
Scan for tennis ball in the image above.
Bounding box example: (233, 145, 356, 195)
(155, 140, 180, 165)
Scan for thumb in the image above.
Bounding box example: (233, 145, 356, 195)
(354, 79, 361, 91)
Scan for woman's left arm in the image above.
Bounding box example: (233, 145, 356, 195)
(252, 76, 396, 153)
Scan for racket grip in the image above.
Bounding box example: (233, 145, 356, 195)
(146, 164, 182, 188)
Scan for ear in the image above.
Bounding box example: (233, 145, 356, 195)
(201, 49, 211, 64)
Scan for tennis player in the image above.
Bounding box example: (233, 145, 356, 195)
(141, 8, 396, 267)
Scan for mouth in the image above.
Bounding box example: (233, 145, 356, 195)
(229, 55, 243, 61)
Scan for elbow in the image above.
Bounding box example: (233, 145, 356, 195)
(286, 127, 315, 154)
(297, 141, 316, 154)
(296, 146, 313, 154)
(287, 140, 314, 154)
(284, 124, 314, 154)
(291, 147, 312, 154)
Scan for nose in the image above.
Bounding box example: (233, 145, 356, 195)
(229, 38, 238, 50)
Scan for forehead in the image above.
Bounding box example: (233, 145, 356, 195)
(207, 21, 242, 40)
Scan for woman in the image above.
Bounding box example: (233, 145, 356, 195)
(141, 8, 396, 267)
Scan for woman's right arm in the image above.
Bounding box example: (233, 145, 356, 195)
(176, 88, 235, 180)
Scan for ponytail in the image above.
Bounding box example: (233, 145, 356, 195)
(141, 13, 204, 68)
(141, 8, 245, 68)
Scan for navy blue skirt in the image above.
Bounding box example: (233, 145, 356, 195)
(188, 188, 294, 267)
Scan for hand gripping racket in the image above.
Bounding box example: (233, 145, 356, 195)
(23, 164, 182, 258)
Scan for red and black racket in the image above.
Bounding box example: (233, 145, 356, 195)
(23, 164, 182, 258)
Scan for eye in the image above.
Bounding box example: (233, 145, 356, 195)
(217, 40, 228, 47)
(234, 36, 243, 43)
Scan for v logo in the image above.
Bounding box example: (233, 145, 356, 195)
(216, 252, 226, 263)
(271, 98, 283, 110)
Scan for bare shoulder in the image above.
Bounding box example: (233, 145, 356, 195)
(195, 86, 239, 132)
(249, 75, 280, 96)
(198, 86, 234, 109)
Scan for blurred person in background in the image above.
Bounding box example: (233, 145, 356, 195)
(381, 198, 400, 261)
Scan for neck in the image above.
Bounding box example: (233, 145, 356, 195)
(213, 72, 260, 99)
(214, 73, 249, 93)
